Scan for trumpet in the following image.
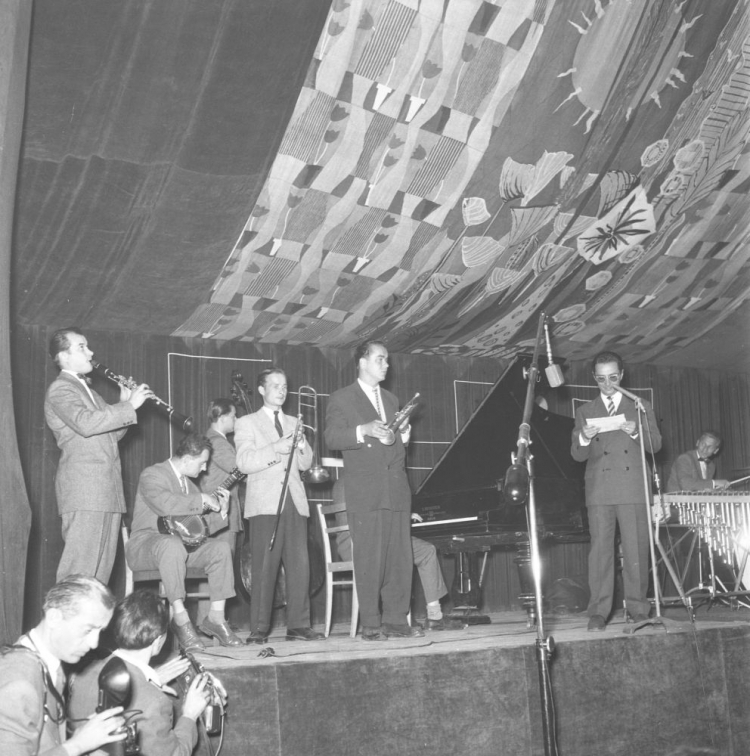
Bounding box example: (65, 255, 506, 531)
(380, 392, 420, 446)
(297, 385, 330, 484)
(91, 360, 194, 431)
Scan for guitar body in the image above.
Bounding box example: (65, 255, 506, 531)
(157, 515, 209, 552)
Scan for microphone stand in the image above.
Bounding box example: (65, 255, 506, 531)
(616, 387, 691, 634)
(505, 312, 559, 756)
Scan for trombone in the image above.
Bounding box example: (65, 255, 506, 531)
(297, 385, 330, 484)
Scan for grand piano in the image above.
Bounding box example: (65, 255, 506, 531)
(411, 354, 588, 622)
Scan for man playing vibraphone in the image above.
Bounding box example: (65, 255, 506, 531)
(667, 431, 729, 492)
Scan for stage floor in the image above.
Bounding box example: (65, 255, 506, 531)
(192, 604, 750, 756)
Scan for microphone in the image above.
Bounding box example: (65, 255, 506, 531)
(543, 319, 564, 388)
(503, 463, 529, 505)
(615, 385, 644, 407)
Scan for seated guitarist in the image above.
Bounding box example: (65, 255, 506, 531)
(126, 433, 242, 650)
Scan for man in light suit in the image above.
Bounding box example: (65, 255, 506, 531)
(324, 340, 424, 641)
(199, 399, 243, 556)
(126, 433, 241, 650)
(571, 350, 662, 631)
(667, 431, 728, 492)
(45, 327, 153, 583)
(235, 368, 324, 644)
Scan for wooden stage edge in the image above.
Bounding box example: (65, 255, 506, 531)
(193, 606, 750, 756)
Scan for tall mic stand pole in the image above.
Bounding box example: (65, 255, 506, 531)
(617, 389, 690, 634)
(505, 313, 558, 756)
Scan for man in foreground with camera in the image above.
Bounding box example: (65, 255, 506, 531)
(0, 574, 126, 756)
(69, 589, 220, 756)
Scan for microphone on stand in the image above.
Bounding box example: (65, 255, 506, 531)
(503, 462, 530, 504)
(615, 385, 644, 408)
(543, 318, 564, 388)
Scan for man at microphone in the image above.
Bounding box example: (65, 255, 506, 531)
(667, 431, 729, 492)
(571, 351, 661, 632)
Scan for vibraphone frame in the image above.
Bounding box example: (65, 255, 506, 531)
(657, 491, 750, 609)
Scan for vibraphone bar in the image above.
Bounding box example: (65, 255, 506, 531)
(661, 491, 750, 604)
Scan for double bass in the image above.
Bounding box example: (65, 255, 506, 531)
(230, 370, 325, 607)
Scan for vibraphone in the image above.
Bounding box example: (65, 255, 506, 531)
(661, 491, 750, 603)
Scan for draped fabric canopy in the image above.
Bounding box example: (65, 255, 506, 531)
(12, 0, 750, 373)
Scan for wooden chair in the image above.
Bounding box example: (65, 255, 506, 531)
(121, 525, 210, 602)
(315, 499, 359, 638)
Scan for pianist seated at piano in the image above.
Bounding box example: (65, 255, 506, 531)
(667, 431, 729, 492)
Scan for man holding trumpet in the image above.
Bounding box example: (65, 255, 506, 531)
(324, 340, 423, 641)
(235, 368, 325, 645)
(45, 327, 153, 584)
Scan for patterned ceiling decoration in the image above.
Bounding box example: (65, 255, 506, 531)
(175, 0, 750, 364)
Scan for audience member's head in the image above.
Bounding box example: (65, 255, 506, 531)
(112, 590, 169, 651)
(41, 574, 116, 663)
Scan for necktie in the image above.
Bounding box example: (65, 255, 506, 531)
(373, 388, 384, 422)
(606, 397, 616, 416)
(180, 476, 188, 494)
(274, 410, 284, 437)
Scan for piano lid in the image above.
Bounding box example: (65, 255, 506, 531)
(412, 354, 585, 532)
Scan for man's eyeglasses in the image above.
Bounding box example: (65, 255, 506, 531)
(593, 373, 621, 383)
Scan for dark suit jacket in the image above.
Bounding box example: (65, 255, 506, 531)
(0, 645, 67, 756)
(44, 371, 136, 514)
(667, 449, 716, 492)
(571, 394, 662, 507)
(69, 655, 197, 756)
(199, 428, 242, 534)
(324, 381, 411, 514)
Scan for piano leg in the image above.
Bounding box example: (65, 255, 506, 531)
(445, 549, 492, 625)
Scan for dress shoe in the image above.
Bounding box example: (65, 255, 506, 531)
(382, 623, 425, 638)
(171, 619, 206, 651)
(361, 626, 389, 641)
(286, 627, 325, 641)
(631, 613, 650, 623)
(198, 617, 243, 647)
(246, 630, 268, 645)
(424, 616, 465, 631)
(587, 615, 606, 632)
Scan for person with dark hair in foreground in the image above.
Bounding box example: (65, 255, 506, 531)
(0, 575, 125, 756)
(234, 368, 324, 644)
(324, 340, 424, 640)
(571, 350, 662, 632)
(125, 434, 242, 650)
(45, 327, 153, 583)
(69, 590, 217, 756)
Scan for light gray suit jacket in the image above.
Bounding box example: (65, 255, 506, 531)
(234, 408, 312, 518)
(44, 371, 136, 515)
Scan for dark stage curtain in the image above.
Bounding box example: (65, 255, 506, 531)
(0, 0, 32, 645)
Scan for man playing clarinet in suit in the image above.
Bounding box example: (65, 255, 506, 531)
(234, 368, 324, 644)
(571, 350, 662, 632)
(324, 340, 424, 641)
(45, 327, 153, 583)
